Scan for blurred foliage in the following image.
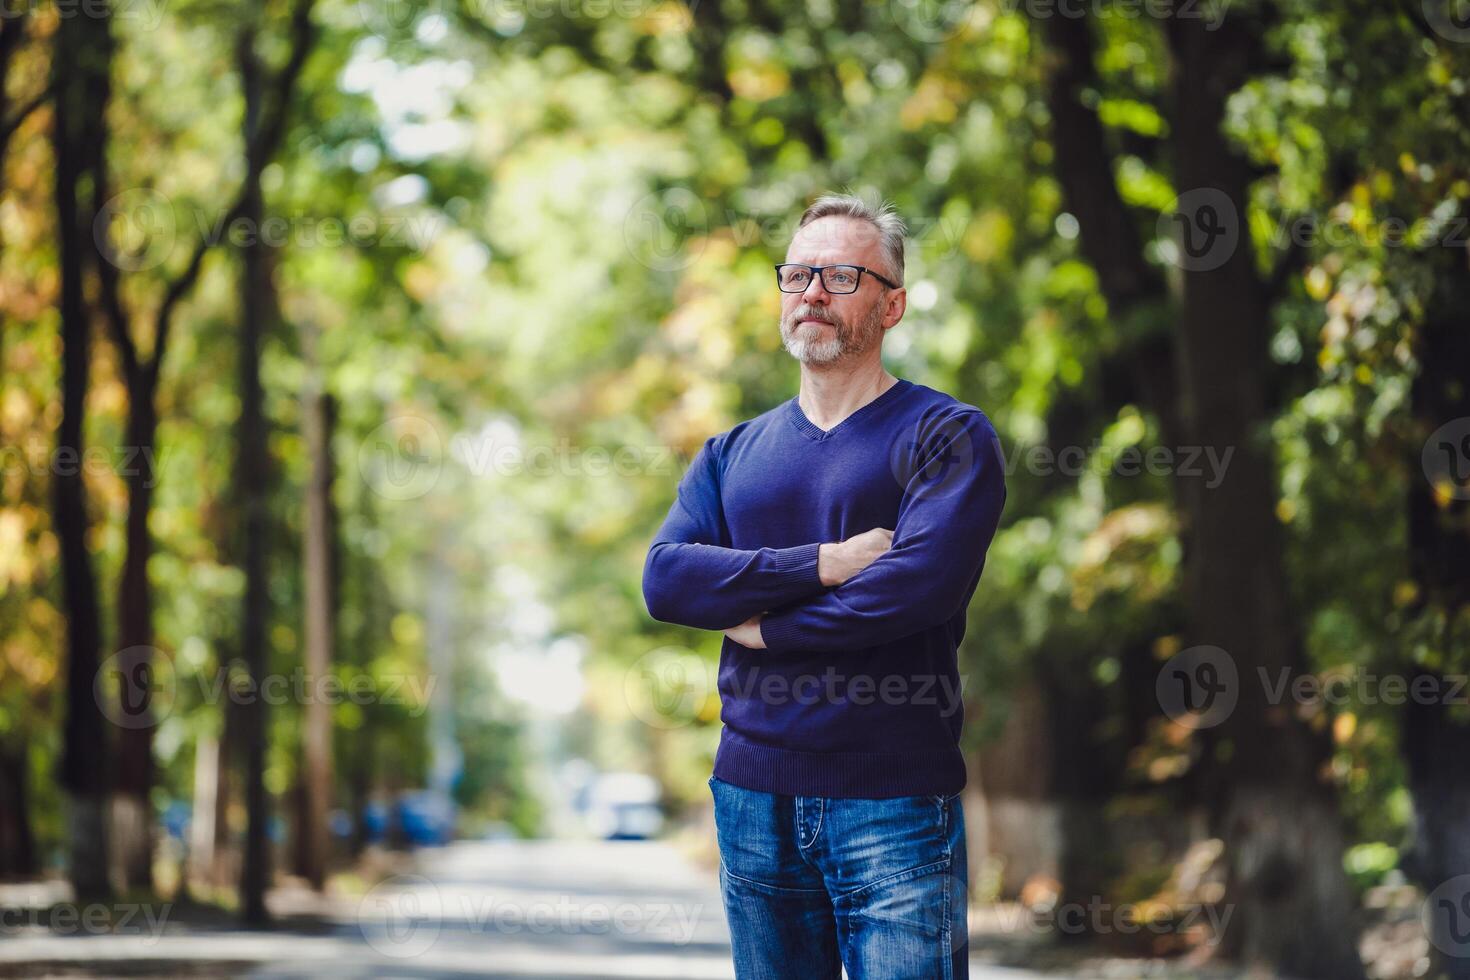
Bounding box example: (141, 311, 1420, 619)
(0, 0, 1466, 908)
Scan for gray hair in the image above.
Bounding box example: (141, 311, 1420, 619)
(796, 191, 907, 287)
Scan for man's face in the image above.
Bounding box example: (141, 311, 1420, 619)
(779, 216, 901, 366)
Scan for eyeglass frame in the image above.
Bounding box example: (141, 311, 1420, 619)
(773, 263, 901, 294)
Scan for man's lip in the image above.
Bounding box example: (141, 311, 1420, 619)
(799, 318, 829, 325)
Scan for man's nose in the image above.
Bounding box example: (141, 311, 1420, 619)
(801, 275, 832, 301)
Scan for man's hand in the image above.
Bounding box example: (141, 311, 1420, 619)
(817, 527, 894, 587)
(723, 613, 767, 649)
(720, 527, 893, 646)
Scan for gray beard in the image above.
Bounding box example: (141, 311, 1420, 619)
(781, 300, 884, 365)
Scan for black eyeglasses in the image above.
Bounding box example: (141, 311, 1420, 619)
(774, 263, 900, 294)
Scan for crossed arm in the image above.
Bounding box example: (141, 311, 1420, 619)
(642, 412, 1006, 653)
(640, 437, 892, 632)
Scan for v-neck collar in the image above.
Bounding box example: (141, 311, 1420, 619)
(787, 378, 913, 442)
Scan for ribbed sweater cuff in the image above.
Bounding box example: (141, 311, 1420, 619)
(758, 609, 810, 653)
(766, 541, 821, 589)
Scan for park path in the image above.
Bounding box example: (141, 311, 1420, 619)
(0, 838, 1046, 979)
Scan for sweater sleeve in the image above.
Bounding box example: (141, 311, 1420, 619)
(642, 435, 824, 631)
(757, 410, 1007, 653)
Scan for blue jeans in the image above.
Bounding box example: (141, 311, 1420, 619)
(709, 774, 969, 979)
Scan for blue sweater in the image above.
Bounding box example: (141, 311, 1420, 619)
(642, 378, 1007, 798)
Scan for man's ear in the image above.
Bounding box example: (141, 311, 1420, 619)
(883, 289, 907, 330)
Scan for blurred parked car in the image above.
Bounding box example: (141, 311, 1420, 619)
(581, 772, 664, 840)
(395, 789, 457, 846)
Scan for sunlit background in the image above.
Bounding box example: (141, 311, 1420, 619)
(3, 0, 1470, 976)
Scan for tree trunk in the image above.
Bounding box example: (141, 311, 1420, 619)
(1042, 659, 1120, 918)
(51, 0, 114, 904)
(296, 336, 336, 889)
(186, 733, 219, 896)
(1400, 229, 1470, 978)
(974, 682, 1060, 898)
(345, 494, 384, 857)
(0, 747, 38, 878)
(1027, 6, 1188, 921)
(213, 696, 239, 890)
(223, 0, 317, 921)
(1402, 674, 1470, 979)
(111, 393, 159, 894)
(235, 27, 274, 926)
(1165, 12, 1364, 978)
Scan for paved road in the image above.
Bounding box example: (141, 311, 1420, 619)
(0, 839, 1045, 978)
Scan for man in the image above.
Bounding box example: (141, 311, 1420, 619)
(642, 192, 1007, 979)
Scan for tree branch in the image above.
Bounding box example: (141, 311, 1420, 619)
(0, 2, 30, 80)
(0, 1, 37, 185)
(95, 0, 317, 395)
(0, 82, 51, 144)
(151, 0, 316, 385)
